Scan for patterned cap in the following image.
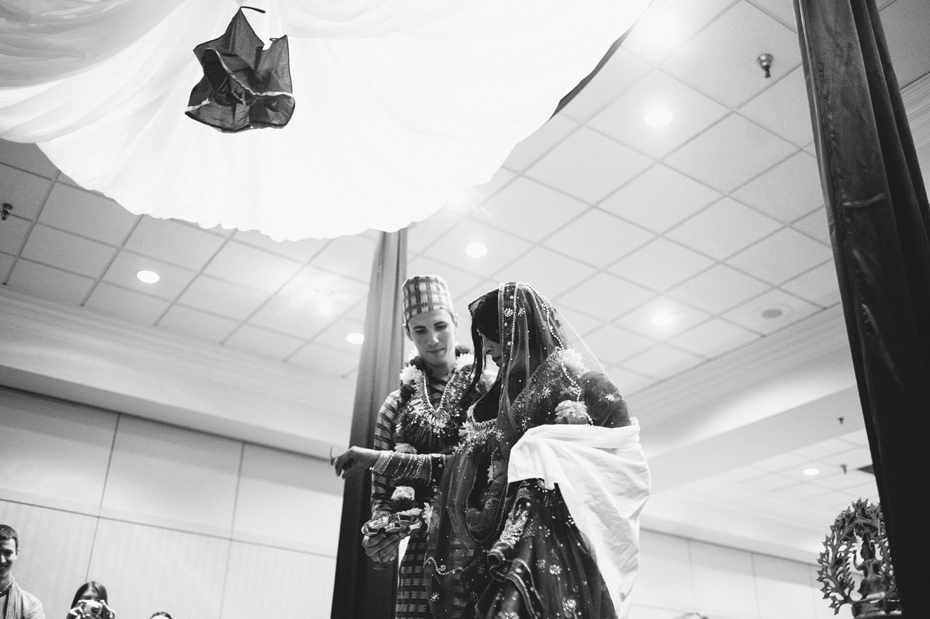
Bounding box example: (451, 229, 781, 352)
(402, 275, 454, 323)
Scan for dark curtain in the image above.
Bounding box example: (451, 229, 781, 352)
(331, 229, 408, 619)
(795, 0, 930, 613)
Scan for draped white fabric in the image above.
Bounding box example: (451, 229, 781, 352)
(0, 0, 649, 240)
(507, 420, 651, 619)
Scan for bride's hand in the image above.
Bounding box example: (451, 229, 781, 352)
(333, 446, 381, 477)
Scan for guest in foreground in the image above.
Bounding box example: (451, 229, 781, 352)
(0, 525, 45, 619)
(65, 582, 113, 619)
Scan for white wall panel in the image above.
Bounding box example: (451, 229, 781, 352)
(0, 500, 98, 619)
(88, 519, 229, 619)
(102, 416, 241, 535)
(232, 444, 341, 555)
(0, 387, 116, 512)
(635, 530, 695, 611)
(691, 541, 760, 619)
(754, 554, 816, 619)
(222, 541, 335, 619)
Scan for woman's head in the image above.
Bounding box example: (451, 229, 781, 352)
(70, 581, 108, 611)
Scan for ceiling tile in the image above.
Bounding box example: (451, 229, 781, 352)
(780, 260, 840, 308)
(609, 238, 716, 292)
(524, 127, 652, 203)
(0, 164, 53, 221)
(558, 306, 606, 338)
(491, 246, 598, 300)
(101, 251, 196, 301)
(721, 288, 820, 334)
(176, 275, 268, 321)
(473, 177, 589, 243)
(407, 255, 486, 307)
(792, 438, 859, 462)
(754, 451, 812, 473)
(225, 324, 304, 360)
(233, 229, 327, 263)
(204, 240, 303, 294)
(667, 317, 760, 358)
(39, 183, 138, 245)
(248, 266, 366, 338)
(545, 208, 654, 267)
(590, 69, 729, 158)
(0, 253, 13, 281)
(423, 218, 533, 275)
(309, 234, 376, 282)
(501, 115, 579, 172)
(468, 166, 518, 204)
(0, 215, 30, 256)
(312, 317, 366, 356)
(287, 341, 361, 378)
(667, 264, 770, 314)
(606, 366, 655, 396)
(84, 282, 169, 326)
(728, 228, 833, 285)
(622, 343, 705, 380)
(817, 445, 873, 470)
(21, 224, 115, 278)
(662, 2, 802, 107)
(6, 259, 94, 304)
(733, 151, 823, 223)
(664, 114, 798, 193)
(584, 323, 656, 365)
(615, 296, 712, 342)
(157, 305, 239, 343)
(739, 67, 815, 146)
(839, 428, 869, 448)
(408, 206, 468, 255)
(747, 0, 797, 30)
(622, 0, 734, 64)
(792, 205, 831, 245)
(124, 217, 226, 270)
(666, 197, 782, 260)
(557, 48, 652, 122)
(881, 0, 930, 88)
(599, 164, 721, 233)
(0, 141, 58, 179)
(556, 272, 656, 322)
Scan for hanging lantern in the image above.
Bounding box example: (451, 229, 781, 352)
(185, 7, 295, 133)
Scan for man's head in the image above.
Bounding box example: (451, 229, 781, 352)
(0, 524, 19, 584)
(402, 275, 458, 372)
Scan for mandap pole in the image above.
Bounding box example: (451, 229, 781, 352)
(331, 229, 407, 619)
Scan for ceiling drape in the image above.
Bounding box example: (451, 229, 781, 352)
(795, 0, 930, 614)
(0, 0, 650, 240)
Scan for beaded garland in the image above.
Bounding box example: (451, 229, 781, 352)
(394, 349, 475, 454)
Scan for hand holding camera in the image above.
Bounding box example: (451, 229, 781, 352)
(68, 599, 115, 619)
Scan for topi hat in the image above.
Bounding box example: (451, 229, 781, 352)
(402, 275, 454, 323)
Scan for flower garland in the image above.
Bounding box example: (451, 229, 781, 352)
(393, 348, 475, 454)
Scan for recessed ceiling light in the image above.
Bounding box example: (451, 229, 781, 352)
(760, 305, 791, 320)
(136, 270, 160, 284)
(465, 241, 488, 258)
(803, 467, 820, 476)
(651, 311, 675, 327)
(346, 333, 365, 345)
(643, 107, 673, 128)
